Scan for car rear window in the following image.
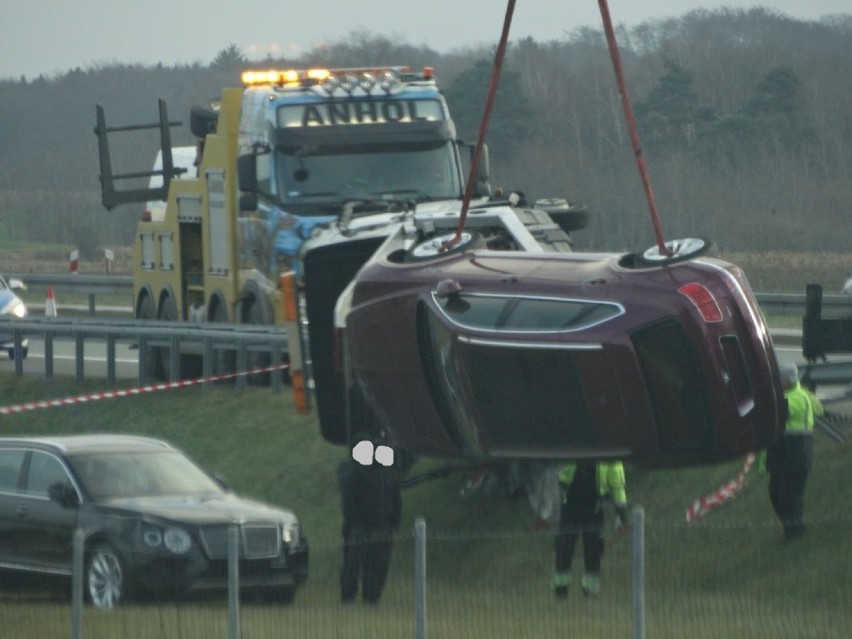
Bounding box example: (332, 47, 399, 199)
(631, 319, 713, 453)
(418, 302, 597, 455)
(434, 293, 623, 332)
(465, 344, 597, 452)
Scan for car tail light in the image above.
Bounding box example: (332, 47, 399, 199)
(678, 282, 723, 322)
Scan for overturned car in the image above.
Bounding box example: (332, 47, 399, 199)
(323, 221, 785, 467)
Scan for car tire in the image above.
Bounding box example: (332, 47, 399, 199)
(634, 237, 714, 267)
(86, 543, 126, 609)
(404, 231, 484, 263)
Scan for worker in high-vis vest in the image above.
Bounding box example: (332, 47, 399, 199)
(552, 461, 627, 597)
(766, 364, 824, 541)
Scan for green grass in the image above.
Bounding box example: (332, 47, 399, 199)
(0, 374, 850, 638)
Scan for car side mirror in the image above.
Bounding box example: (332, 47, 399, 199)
(47, 482, 80, 507)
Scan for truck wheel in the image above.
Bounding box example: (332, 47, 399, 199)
(137, 294, 166, 381)
(244, 299, 272, 385)
(210, 302, 236, 381)
(404, 231, 484, 262)
(156, 294, 180, 380)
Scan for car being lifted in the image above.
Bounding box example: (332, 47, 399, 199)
(333, 225, 785, 468)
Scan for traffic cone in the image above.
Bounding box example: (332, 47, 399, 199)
(45, 286, 58, 317)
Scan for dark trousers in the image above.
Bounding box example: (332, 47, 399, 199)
(341, 529, 395, 603)
(554, 508, 604, 574)
(768, 469, 809, 539)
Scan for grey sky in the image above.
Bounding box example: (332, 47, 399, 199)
(1, 1, 849, 81)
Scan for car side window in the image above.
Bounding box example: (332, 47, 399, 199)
(25, 452, 71, 497)
(0, 450, 25, 492)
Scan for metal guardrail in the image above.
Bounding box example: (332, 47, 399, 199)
(6, 272, 133, 315)
(7, 272, 851, 318)
(3, 272, 850, 392)
(756, 292, 850, 317)
(0, 315, 289, 392)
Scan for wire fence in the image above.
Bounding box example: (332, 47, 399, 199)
(2, 511, 850, 639)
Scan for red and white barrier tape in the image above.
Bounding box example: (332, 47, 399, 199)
(685, 452, 755, 524)
(0, 364, 288, 416)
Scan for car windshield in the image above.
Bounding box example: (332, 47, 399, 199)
(274, 142, 461, 206)
(69, 450, 225, 499)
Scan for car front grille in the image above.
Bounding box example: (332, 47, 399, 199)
(199, 524, 281, 559)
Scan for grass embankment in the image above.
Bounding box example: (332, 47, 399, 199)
(0, 374, 850, 638)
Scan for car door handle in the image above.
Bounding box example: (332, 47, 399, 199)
(16, 505, 28, 518)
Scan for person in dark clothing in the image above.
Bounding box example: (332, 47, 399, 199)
(766, 364, 824, 541)
(338, 449, 402, 604)
(552, 461, 627, 597)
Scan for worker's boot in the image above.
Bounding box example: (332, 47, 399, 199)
(551, 573, 571, 598)
(581, 573, 600, 597)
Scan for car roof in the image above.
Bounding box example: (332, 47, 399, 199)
(0, 434, 173, 455)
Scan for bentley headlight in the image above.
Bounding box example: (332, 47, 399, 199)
(11, 300, 26, 318)
(163, 527, 191, 554)
(282, 521, 300, 546)
(142, 526, 163, 548)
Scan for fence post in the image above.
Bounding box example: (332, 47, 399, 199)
(228, 524, 240, 639)
(72, 528, 84, 639)
(632, 506, 645, 639)
(415, 517, 427, 639)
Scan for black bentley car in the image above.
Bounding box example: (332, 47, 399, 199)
(0, 434, 308, 608)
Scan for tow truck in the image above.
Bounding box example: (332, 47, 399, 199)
(94, 65, 587, 391)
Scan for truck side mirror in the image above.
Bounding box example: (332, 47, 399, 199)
(459, 141, 491, 198)
(237, 154, 257, 194)
(476, 144, 491, 197)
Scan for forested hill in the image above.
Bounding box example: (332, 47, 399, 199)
(1, 7, 851, 257)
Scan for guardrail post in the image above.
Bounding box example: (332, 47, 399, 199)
(228, 524, 241, 639)
(13, 330, 25, 376)
(415, 517, 427, 639)
(106, 335, 116, 385)
(72, 528, 84, 639)
(45, 333, 54, 379)
(169, 335, 180, 382)
(632, 506, 645, 639)
(75, 333, 85, 382)
(236, 343, 247, 390)
(203, 338, 214, 390)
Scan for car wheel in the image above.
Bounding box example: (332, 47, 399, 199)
(634, 237, 714, 266)
(86, 543, 126, 609)
(404, 231, 484, 263)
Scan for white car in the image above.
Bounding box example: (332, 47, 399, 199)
(0, 274, 28, 359)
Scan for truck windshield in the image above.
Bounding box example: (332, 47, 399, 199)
(274, 142, 461, 209)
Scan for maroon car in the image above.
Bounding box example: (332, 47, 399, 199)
(338, 228, 785, 467)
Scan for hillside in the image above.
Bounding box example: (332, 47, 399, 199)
(0, 374, 849, 637)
